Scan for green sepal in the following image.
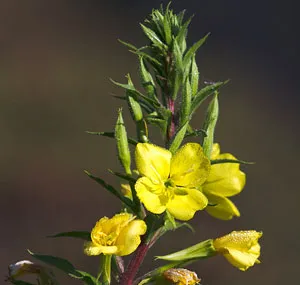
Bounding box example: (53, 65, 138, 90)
(48, 231, 91, 241)
(156, 239, 216, 262)
(115, 109, 132, 175)
(164, 210, 176, 230)
(85, 131, 138, 146)
(191, 80, 227, 114)
(140, 24, 168, 52)
(84, 170, 134, 210)
(211, 158, 255, 165)
(202, 93, 219, 157)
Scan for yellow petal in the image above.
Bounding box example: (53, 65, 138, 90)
(213, 230, 262, 271)
(135, 177, 167, 214)
(167, 188, 208, 221)
(84, 241, 118, 256)
(224, 245, 261, 271)
(116, 220, 147, 256)
(170, 143, 210, 187)
(203, 153, 245, 197)
(135, 143, 171, 183)
(205, 193, 240, 220)
(211, 143, 220, 159)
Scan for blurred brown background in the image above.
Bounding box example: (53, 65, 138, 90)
(1, 1, 299, 284)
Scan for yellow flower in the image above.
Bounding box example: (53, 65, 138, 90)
(135, 143, 210, 221)
(213, 230, 262, 271)
(202, 143, 246, 220)
(84, 213, 147, 256)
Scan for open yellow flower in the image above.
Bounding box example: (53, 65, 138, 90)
(135, 143, 210, 221)
(213, 230, 262, 271)
(84, 213, 147, 256)
(202, 143, 246, 220)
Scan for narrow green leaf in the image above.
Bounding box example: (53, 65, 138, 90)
(183, 33, 210, 69)
(48, 231, 91, 241)
(129, 50, 162, 67)
(140, 24, 168, 51)
(180, 78, 192, 126)
(85, 131, 138, 146)
(168, 120, 189, 154)
(108, 170, 137, 184)
(118, 39, 138, 51)
(190, 55, 199, 96)
(84, 170, 134, 209)
(163, 11, 172, 45)
(211, 159, 255, 165)
(191, 81, 227, 114)
(202, 94, 219, 157)
(139, 57, 157, 99)
(175, 16, 192, 52)
(28, 250, 81, 278)
(185, 129, 207, 138)
(77, 271, 101, 285)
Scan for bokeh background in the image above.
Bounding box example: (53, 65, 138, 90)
(1, 1, 299, 284)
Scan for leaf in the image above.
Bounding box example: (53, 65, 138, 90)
(190, 55, 199, 96)
(28, 250, 81, 278)
(182, 33, 210, 70)
(211, 159, 254, 165)
(168, 120, 189, 154)
(179, 78, 192, 126)
(191, 80, 227, 114)
(140, 24, 168, 51)
(202, 94, 219, 157)
(77, 271, 101, 285)
(84, 170, 134, 210)
(48, 231, 91, 241)
(85, 131, 138, 146)
(108, 170, 137, 184)
(185, 129, 207, 138)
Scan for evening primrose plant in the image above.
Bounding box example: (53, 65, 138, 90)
(7, 5, 262, 285)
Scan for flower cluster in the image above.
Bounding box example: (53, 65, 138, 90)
(9, 5, 263, 285)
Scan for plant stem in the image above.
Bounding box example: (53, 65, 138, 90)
(120, 239, 149, 285)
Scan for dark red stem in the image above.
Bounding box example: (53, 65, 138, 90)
(167, 97, 176, 142)
(120, 240, 149, 285)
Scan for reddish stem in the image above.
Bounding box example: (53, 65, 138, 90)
(120, 240, 149, 285)
(167, 97, 176, 142)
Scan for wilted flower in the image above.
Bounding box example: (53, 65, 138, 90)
(202, 143, 246, 220)
(213, 230, 262, 271)
(163, 268, 201, 285)
(84, 213, 147, 256)
(135, 143, 210, 221)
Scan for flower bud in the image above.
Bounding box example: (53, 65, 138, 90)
(213, 230, 262, 271)
(163, 268, 201, 285)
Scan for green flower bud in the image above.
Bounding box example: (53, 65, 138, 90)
(115, 109, 131, 175)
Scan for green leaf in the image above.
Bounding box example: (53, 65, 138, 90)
(211, 158, 255, 165)
(183, 33, 210, 71)
(48, 231, 91, 241)
(191, 81, 227, 114)
(28, 250, 81, 278)
(163, 9, 172, 45)
(118, 39, 138, 51)
(108, 170, 137, 184)
(202, 94, 219, 157)
(168, 120, 189, 154)
(77, 271, 101, 285)
(175, 16, 192, 52)
(84, 170, 134, 210)
(190, 55, 199, 96)
(140, 24, 168, 51)
(139, 57, 157, 100)
(85, 131, 138, 146)
(179, 78, 192, 126)
(185, 129, 207, 138)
